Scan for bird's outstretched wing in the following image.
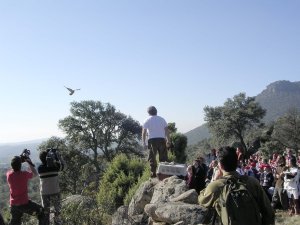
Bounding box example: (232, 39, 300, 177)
(64, 86, 77, 95)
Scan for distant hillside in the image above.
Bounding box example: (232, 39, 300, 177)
(185, 80, 300, 145)
(185, 124, 210, 146)
(0, 139, 45, 166)
(256, 80, 300, 122)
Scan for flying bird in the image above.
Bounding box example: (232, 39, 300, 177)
(64, 86, 80, 95)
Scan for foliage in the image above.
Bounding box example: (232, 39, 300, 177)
(169, 133, 187, 163)
(37, 136, 67, 152)
(167, 122, 188, 163)
(168, 122, 177, 134)
(97, 154, 146, 215)
(61, 196, 103, 225)
(186, 138, 213, 163)
(204, 92, 266, 152)
(124, 165, 151, 205)
(167, 150, 176, 162)
(58, 100, 142, 177)
(37, 137, 91, 195)
(272, 108, 300, 153)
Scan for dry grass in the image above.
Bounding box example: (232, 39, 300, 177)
(275, 210, 300, 225)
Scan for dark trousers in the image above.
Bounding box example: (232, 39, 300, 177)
(272, 187, 289, 210)
(148, 138, 168, 176)
(10, 200, 46, 225)
(0, 214, 4, 225)
(42, 193, 62, 225)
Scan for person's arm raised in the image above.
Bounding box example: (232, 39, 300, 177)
(26, 158, 38, 177)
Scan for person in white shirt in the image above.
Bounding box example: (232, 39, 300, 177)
(142, 106, 171, 178)
(283, 155, 300, 215)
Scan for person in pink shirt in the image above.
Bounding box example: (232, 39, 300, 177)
(6, 155, 46, 225)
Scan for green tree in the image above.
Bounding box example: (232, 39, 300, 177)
(58, 100, 142, 176)
(272, 108, 300, 153)
(170, 133, 187, 163)
(37, 136, 91, 195)
(204, 93, 266, 153)
(168, 122, 177, 134)
(167, 123, 187, 163)
(37, 136, 67, 151)
(186, 138, 214, 163)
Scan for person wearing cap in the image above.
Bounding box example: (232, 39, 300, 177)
(261, 165, 274, 201)
(6, 156, 46, 225)
(142, 106, 171, 178)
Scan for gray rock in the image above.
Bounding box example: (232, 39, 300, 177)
(114, 176, 210, 225)
(170, 189, 199, 204)
(154, 202, 209, 225)
(151, 176, 188, 204)
(128, 179, 158, 216)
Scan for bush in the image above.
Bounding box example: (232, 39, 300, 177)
(97, 154, 147, 215)
(124, 165, 151, 205)
(61, 195, 103, 225)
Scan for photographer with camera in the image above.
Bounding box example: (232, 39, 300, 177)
(6, 149, 46, 225)
(37, 148, 64, 225)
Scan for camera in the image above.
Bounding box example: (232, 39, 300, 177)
(20, 149, 31, 163)
(46, 148, 64, 170)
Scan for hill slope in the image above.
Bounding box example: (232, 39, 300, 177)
(185, 80, 300, 145)
(256, 80, 300, 122)
(185, 124, 210, 146)
(0, 139, 45, 166)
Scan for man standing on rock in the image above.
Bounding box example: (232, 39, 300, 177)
(142, 106, 171, 178)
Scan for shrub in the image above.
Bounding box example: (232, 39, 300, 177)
(97, 154, 146, 215)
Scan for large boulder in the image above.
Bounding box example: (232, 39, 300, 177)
(145, 201, 209, 225)
(151, 176, 189, 204)
(170, 189, 199, 204)
(115, 176, 210, 225)
(128, 179, 159, 216)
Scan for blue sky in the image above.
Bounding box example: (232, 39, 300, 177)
(0, 1, 299, 143)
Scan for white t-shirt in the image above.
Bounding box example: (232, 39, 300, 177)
(284, 167, 299, 190)
(143, 115, 167, 140)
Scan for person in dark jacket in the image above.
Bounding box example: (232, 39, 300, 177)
(193, 157, 207, 194)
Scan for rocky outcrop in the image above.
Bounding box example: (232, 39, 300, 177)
(112, 176, 209, 225)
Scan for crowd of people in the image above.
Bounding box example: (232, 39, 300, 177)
(186, 146, 300, 218)
(0, 149, 64, 225)
(198, 146, 275, 225)
(141, 105, 294, 223)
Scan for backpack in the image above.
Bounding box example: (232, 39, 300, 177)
(216, 176, 261, 225)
